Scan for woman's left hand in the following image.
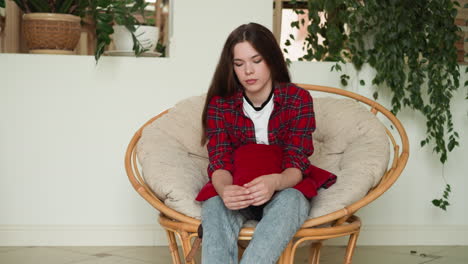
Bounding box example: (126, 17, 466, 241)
(244, 174, 280, 206)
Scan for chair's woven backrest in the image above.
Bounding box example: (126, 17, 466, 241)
(125, 84, 409, 227)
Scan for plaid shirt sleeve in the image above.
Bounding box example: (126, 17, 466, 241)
(281, 89, 315, 173)
(206, 96, 234, 178)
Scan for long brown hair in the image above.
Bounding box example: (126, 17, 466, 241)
(201, 23, 291, 145)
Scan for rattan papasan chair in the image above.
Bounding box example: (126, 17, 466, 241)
(125, 84, 409, 264)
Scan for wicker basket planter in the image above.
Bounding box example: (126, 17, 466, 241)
(23, 13, 81, 54)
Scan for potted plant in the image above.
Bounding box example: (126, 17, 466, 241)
(11, 0, 148, 61)
(85, 0, 149, 61)
(110, 1, 160, 56)
(11, 0, 82, 55)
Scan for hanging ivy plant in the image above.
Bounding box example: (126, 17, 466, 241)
(286, 0, 468, 210)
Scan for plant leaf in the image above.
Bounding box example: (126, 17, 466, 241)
(28, 0, 51, 12)
(57, 0, 75, 13)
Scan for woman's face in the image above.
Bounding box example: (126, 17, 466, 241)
(233, 41, 272, 99)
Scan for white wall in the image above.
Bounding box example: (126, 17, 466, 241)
(1, 0, 467, 246)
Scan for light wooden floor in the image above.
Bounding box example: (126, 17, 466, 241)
(0, 245, 467, 264)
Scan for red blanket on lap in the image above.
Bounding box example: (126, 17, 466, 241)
(195, 144, 337, 201)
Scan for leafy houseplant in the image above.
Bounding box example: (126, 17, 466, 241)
(86, 0, 149, 61)
(130, 3, 166, 56)
(12, 0, 149, 62)
(111, 2, 161, 56)
(12, 0, 83, 54)
(285, 0, 468, 210)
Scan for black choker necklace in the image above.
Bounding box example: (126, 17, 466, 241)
(243, 88, 274, 111)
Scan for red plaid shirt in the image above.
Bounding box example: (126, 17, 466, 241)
(202, 82, 336, 199)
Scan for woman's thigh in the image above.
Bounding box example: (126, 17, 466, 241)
(262, 188, 310, 223)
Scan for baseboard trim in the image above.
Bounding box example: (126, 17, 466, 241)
(326, 225, 468, 246)
(1, 224, 467, 246)
(0, 225, 166, 246)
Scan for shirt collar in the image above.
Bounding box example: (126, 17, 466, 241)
(234, 82, 284, 109)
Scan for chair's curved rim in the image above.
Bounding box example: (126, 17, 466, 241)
(124, 84, 409, 229)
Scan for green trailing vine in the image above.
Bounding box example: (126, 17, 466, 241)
(286, 0, 467, 210)
(433, 184, 451, 211)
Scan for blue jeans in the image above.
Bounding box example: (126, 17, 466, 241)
(201, 188, 310, 264)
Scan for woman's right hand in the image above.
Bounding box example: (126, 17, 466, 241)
(212, 169, 253, 210)
(219, 185, 254, 210)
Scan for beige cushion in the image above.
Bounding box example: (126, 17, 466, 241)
(308, 97, 389, 218)
(136, 94, 389, 220)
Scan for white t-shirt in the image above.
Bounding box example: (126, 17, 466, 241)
(243, 94, 274, 145)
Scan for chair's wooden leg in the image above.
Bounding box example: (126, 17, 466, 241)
(165, 230, 182, 264)
(344, 230, 360, 264)
(180, 231, 196, 264)
(309, 241, 322, 264)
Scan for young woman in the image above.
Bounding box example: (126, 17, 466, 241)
(197, 23, 336, 264)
